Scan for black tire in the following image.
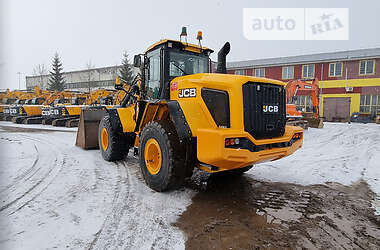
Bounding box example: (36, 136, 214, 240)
(98, 115, 134, 161)
(139, 120, 186, 192)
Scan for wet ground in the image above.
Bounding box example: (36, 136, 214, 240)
(1, 122, 380, 250)
(176, 170, 380, 249)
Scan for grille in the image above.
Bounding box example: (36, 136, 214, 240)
(242, 82, 286, 139)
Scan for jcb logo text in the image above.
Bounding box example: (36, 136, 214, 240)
(178, 88, 196, 98)
(263, 105, 279, 113)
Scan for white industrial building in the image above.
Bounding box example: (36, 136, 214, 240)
(26, 65, 139, 92)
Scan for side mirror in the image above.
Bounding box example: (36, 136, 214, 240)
(115, 77, 123, 90)
(133, 55, 142, 68)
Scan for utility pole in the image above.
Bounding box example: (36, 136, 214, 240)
(17, 72, 21, 90)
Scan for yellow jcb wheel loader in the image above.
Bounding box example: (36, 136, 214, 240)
(76, 33, 304, 192)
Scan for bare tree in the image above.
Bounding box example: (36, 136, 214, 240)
(33, 64, 48, 89)
(84, 61, 95, 93)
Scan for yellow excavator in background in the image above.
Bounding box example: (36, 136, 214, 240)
(10, 87, 54, 124)
(76, 29, 304, 192)
(1, 89, 33, 120)
(0, 90, 10, 119)
(5, 90, 36, 121)
(41, 92, 88, 125)
(49, 89, 114, 127)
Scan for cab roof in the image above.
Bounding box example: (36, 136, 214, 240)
(145, 39, 214, 54)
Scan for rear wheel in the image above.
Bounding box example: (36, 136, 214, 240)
(98, 115, 134, 161)
(139, 120, 186, 192)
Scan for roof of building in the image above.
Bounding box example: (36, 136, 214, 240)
(227, 47, 380, 69)
(26, 65, 123, 78)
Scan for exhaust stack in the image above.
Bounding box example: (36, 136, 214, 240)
(216, 42, 230, 74)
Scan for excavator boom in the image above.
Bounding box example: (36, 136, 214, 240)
(286, 78, 323, 128)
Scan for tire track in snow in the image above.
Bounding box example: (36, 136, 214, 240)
(0, 144, 39, 194)
(0, 134, 66, 215)
(88, 161, 132, 250)
(87, 157, 188, 250)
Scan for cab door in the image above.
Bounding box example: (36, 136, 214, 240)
(146, 49, 162, 99)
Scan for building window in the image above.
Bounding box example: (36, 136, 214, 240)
(282, 66, 294, 79)
(235, 69, 245, 75)
(360, 94, 380, 114)
(255, 68, 265, 77)
(290, 96, 313, 112)
(302, 64, 314, 79)
(359, 60, 375, 75)
(329, 62, 343, 77)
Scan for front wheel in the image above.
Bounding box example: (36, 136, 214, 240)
(139, 120, 186, 192)
(98, 115, 133, 161)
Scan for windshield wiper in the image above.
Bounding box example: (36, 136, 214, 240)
(170, 61, 188, 75)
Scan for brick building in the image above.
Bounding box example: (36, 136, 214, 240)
(227, 48, 380, 121)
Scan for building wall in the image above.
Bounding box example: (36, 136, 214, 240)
(26, 66, 139, 92)
(228, 55, 380, 117)
(229, 58, 380, 82)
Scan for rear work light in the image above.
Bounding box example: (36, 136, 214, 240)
(225, 138, 240, 147)
(292, 133, 302, 140)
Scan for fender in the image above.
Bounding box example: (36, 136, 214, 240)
(167, 101, 192, 140)
(106, 108, 123, 132)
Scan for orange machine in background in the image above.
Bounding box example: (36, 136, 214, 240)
(286, 78, 323, 128)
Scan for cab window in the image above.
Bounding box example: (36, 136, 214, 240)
(169, 52, 208, 77)
(146, 50, 161, 99)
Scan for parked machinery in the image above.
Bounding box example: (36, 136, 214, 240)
(286, 78, 323, 128)
(5, 91, 36, 121)
(49, 89, 113, 127)
(9, 87, 54, 124)
(76, 31, 304, 191)
(1, 89, 33, 120)
(0, 90, 10, 119)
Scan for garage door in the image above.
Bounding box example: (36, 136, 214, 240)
(323, 97, 351, 122)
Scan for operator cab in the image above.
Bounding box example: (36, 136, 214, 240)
(135, 39, 213, 100)
(14, 99, 26, 105)
(71, 97, 86, 105)
(25, 99, 33, 105)
(4, 98, 16, 104)
(99, 96, 113, 105)
(54, 98, 69, 105)
(31, 97, 45, 105)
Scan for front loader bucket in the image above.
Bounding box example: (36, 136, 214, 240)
(304, 117, 324, 128)
(75, 107, 107, 149)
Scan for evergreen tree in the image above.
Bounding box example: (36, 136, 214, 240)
(119, 52, 134, 85)
(48, 53, 65, 91)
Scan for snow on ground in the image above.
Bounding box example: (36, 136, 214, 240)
(0, 127, 193, 250)
(0, 121, 77, 132)
(248, 122, 380, 213)
(0, 122, 379, 249)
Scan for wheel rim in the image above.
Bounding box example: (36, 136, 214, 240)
(101, 127, 109, 151)
(144, 138, 162, 175)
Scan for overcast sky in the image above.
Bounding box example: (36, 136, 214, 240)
(1, 0, 380, 90)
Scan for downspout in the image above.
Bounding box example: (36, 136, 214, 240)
(320, 63, 323, 118)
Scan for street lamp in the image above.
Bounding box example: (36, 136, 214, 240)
(17, 72, 21, 90)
